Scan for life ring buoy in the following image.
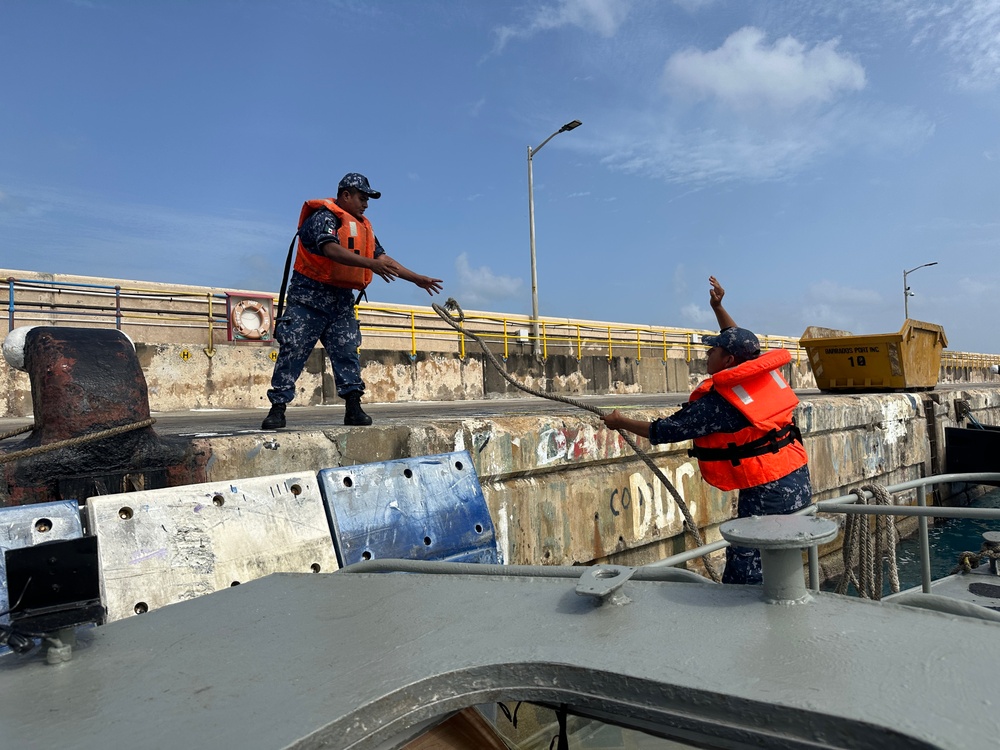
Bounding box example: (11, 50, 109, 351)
(231, 299, 271, 340)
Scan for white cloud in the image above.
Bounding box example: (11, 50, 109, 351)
(593, 82, 932, 186)
(680, 302, 713, 326)
(893, 0, 1000, 90)
(493, 0, 632, 53)
(454, 252, 523, 307)
(957, 276, 998, 297)
(572, 22, 938, 188)
(663, 27, 867, 112)
(468, 97, 486, 117)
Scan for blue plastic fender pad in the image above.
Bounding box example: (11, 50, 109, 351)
(318, 451, 499, 566)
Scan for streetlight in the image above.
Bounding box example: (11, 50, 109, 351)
(528, 119, 582, 358)
(903, 262, 938, 319)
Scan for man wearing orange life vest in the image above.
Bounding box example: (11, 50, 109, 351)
(602, 277, 811, 584)
(262, 173, 443, 429)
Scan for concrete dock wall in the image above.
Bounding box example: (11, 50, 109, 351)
(163, 387, 1000, 578)
(0, 339, 934, 418)
(4, 267, 999, 418)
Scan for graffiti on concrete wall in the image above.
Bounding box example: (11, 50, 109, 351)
(536, 425, 597, 465)
(608, 462, 697, 538)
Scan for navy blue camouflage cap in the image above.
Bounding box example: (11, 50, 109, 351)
(338, 173, 381, 199)
(701, 327, 761, 360)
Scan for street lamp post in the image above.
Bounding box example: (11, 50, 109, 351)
(903, 262, 938, 319)
(528, 119, 581, 358)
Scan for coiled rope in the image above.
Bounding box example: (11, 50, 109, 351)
(432, 298, 721, 582)
(0, 418, 157, 465)
(835, 483, 900, 599)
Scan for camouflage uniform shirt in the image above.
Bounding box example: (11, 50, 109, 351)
(649, 388, 812, 584)
(266, 207, 386, 403)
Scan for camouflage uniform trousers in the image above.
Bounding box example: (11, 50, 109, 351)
(267, 274, 364, 405)
(722, 464, 812, 585)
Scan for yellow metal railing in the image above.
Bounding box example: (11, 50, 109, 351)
(4, 276, 1000, 373)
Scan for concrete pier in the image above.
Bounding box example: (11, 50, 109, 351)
(3, 268, 1000, 580)
(5, 387, 996, 581)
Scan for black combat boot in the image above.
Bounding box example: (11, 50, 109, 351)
(343, 392, 372, 426)
(261, 403, 286, 430)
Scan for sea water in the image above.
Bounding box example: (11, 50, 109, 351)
(892, 486, 1000, 589)
(824, 487, 1000, 596)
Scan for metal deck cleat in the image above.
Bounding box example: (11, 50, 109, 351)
(720, 515, 838, 604)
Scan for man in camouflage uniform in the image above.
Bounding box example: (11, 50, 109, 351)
(262, 173, 442, 429)
(601, 278, 811, 584)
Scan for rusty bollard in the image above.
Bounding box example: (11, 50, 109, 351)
(1, 327, 208, 506)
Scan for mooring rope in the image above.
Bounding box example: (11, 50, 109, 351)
(0, 424, 33, 442)
(952, 543, 1000, 574)
(432, 298, 722, 582)
(0, 418, 157, 465)
(835, 483, 900, 599)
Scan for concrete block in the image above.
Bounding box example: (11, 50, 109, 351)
(413, 353, 467, 401)
(636, 357, 667, 393)
(87, 472, 338, 622)
(483, 354, 547, 397)
(608, 357, 638, 393)
(665, 356, 689, 393)
(361, 350, 416, 403)
(581, 355, 610, 393)
(0, 367, 31, 419)
(137, 342, 288, 411)
(545, 355, 589, 395)
(459, 355, 486, 399)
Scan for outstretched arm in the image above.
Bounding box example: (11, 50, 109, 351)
(601, 409, 651, 439)
(709, 276, 738, 330)
(317, 242, 401, 283)
(379, 255, 443, 295)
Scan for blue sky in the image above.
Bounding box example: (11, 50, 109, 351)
(1, 0, 998, 352)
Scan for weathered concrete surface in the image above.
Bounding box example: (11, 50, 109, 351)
(119, 387, 1000, 581)
(0, 342, 825, 417)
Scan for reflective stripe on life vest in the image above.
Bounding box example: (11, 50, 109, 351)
(689, 349, 807, 491)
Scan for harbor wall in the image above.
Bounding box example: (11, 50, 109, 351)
(3, 340, 998, 419)
(167, 387, 1000, 578)
(3, 267, 999, 418)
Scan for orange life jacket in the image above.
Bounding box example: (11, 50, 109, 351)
(292, 199, 374, 290)
(688, 349, 807, 491)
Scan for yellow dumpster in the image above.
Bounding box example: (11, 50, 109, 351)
(799, 319, 947, 392)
